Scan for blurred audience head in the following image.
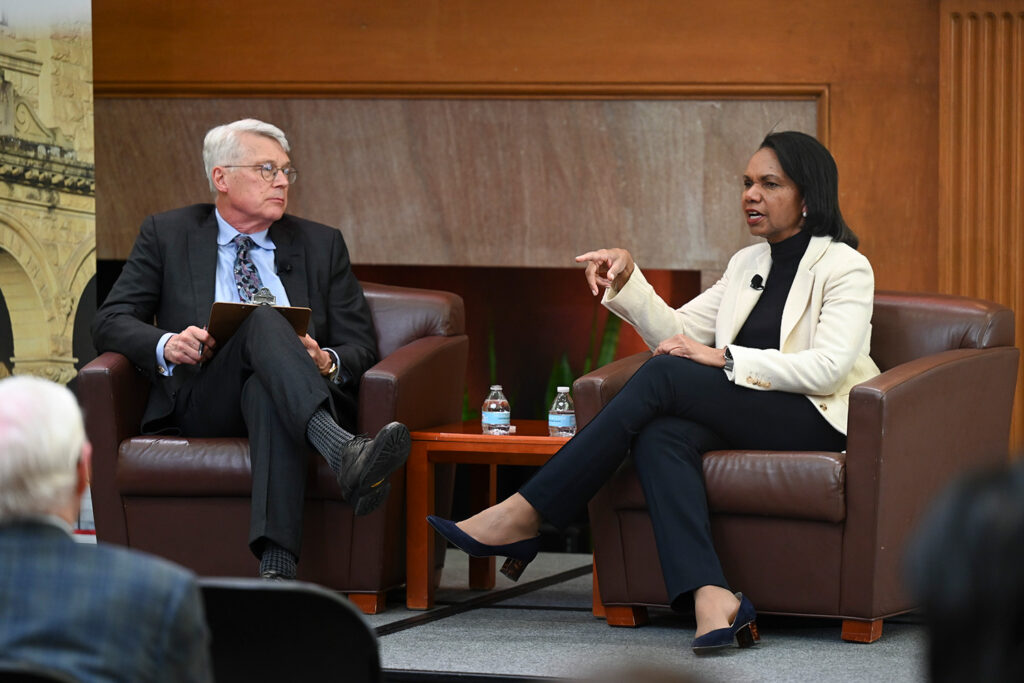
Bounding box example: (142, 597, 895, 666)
(907, 459, 1024, 683)
(577, 662, 709, 683)
(0, 376, 89, 523)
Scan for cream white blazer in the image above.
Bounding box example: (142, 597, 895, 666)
(603, 235, 880, 435)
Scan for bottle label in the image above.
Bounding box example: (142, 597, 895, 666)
(482, 411, 511, 426)
(548, 413, 576, 428)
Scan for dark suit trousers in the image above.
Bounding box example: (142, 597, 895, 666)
(172, 305, 355, 558)
(519, 353, 846, 606)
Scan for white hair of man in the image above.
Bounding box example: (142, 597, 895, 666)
(202, 118, 291, 192)
(0, 376, 85, 522)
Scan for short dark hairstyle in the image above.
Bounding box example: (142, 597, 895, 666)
(759, 131, 859, 249)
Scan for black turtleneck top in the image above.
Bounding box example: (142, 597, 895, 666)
(731, 229, 813, 350)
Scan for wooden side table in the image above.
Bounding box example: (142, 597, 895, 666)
(405, 419, 569, 609)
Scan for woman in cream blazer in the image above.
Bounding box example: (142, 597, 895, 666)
(604, 231, 879, 435)
(427, 132, 879, 654)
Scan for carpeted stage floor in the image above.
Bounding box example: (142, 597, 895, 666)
(74, 493, 926, 681)
(364, 551, 928, 683)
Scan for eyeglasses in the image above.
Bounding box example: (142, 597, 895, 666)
(222, 162, 298, 184)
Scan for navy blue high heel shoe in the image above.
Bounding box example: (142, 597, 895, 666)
(691, 592, 760, 654)
(426, 515, 540, 581)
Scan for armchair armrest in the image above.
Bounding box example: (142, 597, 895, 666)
(77, 351, 151, 545)
(359, 281, 468, 432)
(358, 334, 469, 434)
(840, 345, 1019, 617)
(573, 352, 651, 429)
(362, 282, 465, 358)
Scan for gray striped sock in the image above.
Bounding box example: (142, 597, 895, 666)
(259, 542, 297, 579)
(306, 408, 355, 474)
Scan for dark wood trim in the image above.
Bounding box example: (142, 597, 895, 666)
(94, 80, 828, 101)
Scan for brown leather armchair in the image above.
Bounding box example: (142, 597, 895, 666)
(576, 291, 1018, 642)
(77, 283, 467, 614)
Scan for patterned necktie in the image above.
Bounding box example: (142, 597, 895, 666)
(232, 235, 264, 303)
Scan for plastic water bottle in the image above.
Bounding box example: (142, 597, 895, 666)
(481, 385, 511, 435)
(548, 386, 577, 437)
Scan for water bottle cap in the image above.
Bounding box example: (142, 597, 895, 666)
(489, 384, 503, 390)
(556, 386, 570, 392)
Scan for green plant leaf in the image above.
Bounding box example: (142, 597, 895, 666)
(596, 313, 621, 368)
(462, 388, 479, 421)
(583, 300, 599, 375)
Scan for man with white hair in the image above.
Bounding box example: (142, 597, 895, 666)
(92, 118, 410, 580)
(0, 375, 213, 682)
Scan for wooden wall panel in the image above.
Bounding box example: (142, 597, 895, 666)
(91, 2, 928, 97)
(940, 2, 1024, 450)
(91, 0, 940, 295)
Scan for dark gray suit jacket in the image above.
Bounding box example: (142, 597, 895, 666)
(0, 521, 212, 682)
(92, 204, 378, 433)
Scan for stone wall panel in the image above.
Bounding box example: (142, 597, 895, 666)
(0, 17, 94, 383)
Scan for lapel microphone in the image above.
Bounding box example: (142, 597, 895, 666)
(750, 274, 765, 290)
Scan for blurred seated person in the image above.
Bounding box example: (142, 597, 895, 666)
(91, 118, 410, 580)
(907, 459, 1024, 683)
(0, 376, 213, 682)
(428, 131, 879, 654)
(578, 663, 708, 683)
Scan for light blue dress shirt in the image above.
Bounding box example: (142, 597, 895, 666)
(211, 210, 291, 306)
(155, 209, 291, 375)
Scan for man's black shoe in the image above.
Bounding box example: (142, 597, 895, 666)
(337, 421, 411, 515)
(259, 570, 291, 581)
(351, 484, 390, 517)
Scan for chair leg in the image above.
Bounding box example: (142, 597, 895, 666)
(591, 564, 606, 618)
(604, 605, 650, 627)
(591, 557, 646, 626)
(347, 591, 387, 615)
(841, 618, 883, 643)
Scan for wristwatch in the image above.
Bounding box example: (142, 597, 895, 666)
(323, 347, 342, 384)
(723, 346, 734, 373)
